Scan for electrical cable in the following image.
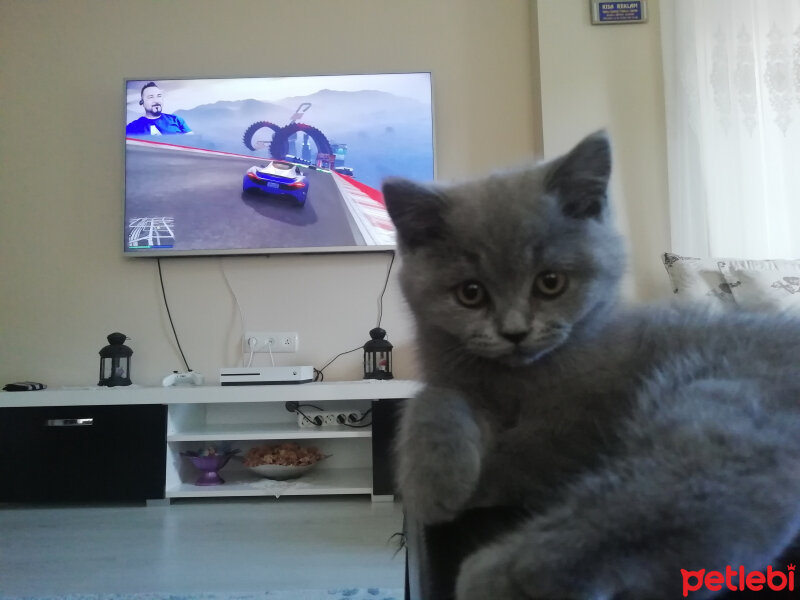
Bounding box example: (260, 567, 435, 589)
(313, 251, 396, 380)
(294, 406, 322, 426)
(246, 336, 257, 368)
(220, 258, 248, 366)
(246, 347, 255, 368)
(157, 258, 191, 372)
(313, 346, 362, 381)
(285, 401, 326, 427)
(284, 401, 324, 414)
(340, 418, 373, 429)
(376, 251, 395, 328)
(355, 407, 372, 422)
(341, 407, 373, 428)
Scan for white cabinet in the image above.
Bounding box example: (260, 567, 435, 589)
(166, 398, 376, 499)
(1, 380, 419, 503)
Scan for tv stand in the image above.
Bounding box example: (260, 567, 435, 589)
(0, 380, 419, 504)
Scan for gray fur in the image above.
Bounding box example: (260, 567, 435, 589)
(383, 131, 800, 599)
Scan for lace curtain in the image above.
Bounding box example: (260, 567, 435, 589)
(660, 1, 800, 259)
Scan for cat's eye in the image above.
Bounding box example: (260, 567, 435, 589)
(533, 271, 568, 298)
(455, 281, 488, 308)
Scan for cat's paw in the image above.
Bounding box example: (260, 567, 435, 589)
(395, 387, 483, 524)
(455, 541, 596, 600)
(455, 544, 521, 600)
(398, 437, 481, 524)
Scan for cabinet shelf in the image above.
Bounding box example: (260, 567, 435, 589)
(167, 422, 372, 442)
(166, 467, 373, 498)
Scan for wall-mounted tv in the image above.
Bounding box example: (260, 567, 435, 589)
(123, 73, 434, 257)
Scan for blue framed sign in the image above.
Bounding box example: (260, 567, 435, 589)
(591, 1, 648, 25)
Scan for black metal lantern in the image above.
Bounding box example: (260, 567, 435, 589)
(363, 327, 393, 380)
(98, 332, 133, 387)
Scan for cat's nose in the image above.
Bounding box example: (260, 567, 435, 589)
(501, 330, 529, 345)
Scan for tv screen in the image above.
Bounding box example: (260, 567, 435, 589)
(123, 73, 434, 256)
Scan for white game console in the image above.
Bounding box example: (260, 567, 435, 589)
(219, 366, 314, 386)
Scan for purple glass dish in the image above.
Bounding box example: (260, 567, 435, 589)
(181, 450, 240, 486)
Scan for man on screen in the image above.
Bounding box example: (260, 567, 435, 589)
(125, 82, 192, 136)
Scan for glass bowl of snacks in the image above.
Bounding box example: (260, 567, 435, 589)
(244, 442, 329, 480)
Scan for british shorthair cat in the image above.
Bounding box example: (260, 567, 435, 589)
(383, 132, 800, 599)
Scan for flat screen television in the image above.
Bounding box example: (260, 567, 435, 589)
(123, 72, 434, 257)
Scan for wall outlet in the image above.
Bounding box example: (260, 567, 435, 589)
(296, 410, 364, 428)
(244, 331, 298, 353)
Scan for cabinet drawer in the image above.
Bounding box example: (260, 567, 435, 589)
(0, 404, 166, 502)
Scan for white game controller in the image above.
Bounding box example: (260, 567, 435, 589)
(162, 370, 205, 387)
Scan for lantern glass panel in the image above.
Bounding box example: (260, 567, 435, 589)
(377, 352, 390, 373)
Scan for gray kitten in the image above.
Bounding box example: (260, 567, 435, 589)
(383, 131, 800, 599)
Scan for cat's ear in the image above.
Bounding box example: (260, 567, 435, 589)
(383, 177, 448, 249)
(545, 130, 611, 220)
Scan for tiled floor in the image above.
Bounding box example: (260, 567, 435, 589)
(0, 497, 405, 596)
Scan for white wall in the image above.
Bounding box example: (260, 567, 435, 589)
(537, 0, 671, 301)
(0, 0, 539, 387)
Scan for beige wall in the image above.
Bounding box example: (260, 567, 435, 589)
(0, 0, 539, 387)
(537, 0, 671, 301)
(0, 1, 670, 389)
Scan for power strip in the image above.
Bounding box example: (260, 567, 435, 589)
(297, 410, 364, 428)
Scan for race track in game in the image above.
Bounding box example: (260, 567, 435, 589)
(125, 143, 365, 252)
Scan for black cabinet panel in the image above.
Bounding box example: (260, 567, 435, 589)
(0, 404, 166, 502)
(371, 398, 403, 496)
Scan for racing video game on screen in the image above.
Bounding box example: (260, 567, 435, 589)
(124, 73, 434, 255)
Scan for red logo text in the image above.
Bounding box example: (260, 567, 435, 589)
(681, 564, 795, 596)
